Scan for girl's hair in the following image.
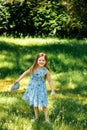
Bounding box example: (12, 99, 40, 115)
(30, 52, 49, 74)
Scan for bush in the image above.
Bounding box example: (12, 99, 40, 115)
(0, 0, 87, 38)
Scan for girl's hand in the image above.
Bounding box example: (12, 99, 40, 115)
(14, 80, 19, 85)
(51, 91, 56, 99)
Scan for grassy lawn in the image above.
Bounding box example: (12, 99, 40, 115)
(0, 37, 87, 130)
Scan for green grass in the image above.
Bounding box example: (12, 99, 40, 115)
(0, 37, 87, 130)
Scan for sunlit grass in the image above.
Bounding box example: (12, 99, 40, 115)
(0, 97, 17, 104)
(0, 36, 59, 46)
(58, 53, 83, 67)
(0, 37, 87, 130)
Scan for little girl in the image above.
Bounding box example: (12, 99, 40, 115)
(15, 52, 56, 123)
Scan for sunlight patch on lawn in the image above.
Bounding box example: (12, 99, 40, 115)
(0, 36, 59, 46)
(2, 116, 30, 130)
(59, 38, 87, 45)
(57, 92, 87, 103)
(58, 53, 82, 67)
(53, 123, 75, 130)
(21, 54, 31, 60)
(0, 111, 8, 119)
(0, 77, 30, 92)
(0, 78, 15, 92)
(0, 51, 16, 68)
(0, 97, 18, 104)
(71, 71, 84, 82)
(56, 71, 85, 88)
(0, 61, 14, 68)
(74, 112, 86, 123)
(20, 54, 32, 69)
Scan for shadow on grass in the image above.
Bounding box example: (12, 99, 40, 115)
(30, 115, 53, 130)
(0, 39, 87, 79)
(58, 83, 87, 98)
(49, 98, 87, 129)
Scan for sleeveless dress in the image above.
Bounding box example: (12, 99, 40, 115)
(23, 67, 48, 107)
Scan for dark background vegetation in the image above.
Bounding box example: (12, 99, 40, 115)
(0, 0, 87, 38)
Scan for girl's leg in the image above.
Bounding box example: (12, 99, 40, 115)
(43, 107, 49, 121)
(34, 107, 39, 119)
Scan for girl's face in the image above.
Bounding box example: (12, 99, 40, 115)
(37, 56, 46, 68)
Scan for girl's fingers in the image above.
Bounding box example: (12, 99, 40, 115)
(51, 92, 57, 98)
(14, 80, 19, 84)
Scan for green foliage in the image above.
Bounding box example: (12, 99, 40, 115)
(0, 0, 87, 38)
(0, 2, 10, 35)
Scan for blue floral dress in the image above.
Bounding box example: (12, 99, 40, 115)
(23, 67, 48, 107)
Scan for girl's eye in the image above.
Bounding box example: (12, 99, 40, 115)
(38, 59, 45, 62)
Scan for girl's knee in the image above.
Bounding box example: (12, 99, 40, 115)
(42, 107, 47, 111)
(34, 106, 38, 110)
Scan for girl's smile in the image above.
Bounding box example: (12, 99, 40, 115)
(15, 52, 56, 123)
(37, 56, 46, 68)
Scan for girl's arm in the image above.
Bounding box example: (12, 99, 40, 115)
(46, 71, 56, 98)
(15, 68, 30, 83)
